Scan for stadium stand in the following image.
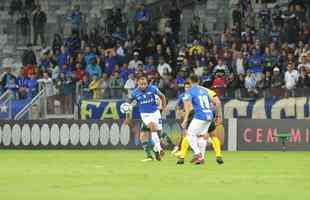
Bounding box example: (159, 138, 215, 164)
(0, 0, 309, 119)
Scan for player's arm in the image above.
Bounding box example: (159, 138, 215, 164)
(175, 104, 183, 120)
(124, 98, 136, 125)
(212, 96, 222, 124)
(181, 99, 193, 129)
(155, 88, 167, 110)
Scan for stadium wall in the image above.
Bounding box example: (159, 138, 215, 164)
(80, 97, 310, 120)
(0, 119, 309, 151)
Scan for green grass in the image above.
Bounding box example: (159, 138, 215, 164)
(0, 150, 310, 200)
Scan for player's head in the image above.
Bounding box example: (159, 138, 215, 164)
(189, 74, 199, 85)
(138, 76, 148, 91)
(184, 81, 191, 92)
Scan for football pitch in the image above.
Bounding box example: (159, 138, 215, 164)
(0, 150, 309, 200)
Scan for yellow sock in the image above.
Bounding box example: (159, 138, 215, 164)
(179, 136, 190, 159)
(211, 136, 222, 157)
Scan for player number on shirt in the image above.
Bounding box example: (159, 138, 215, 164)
(198, 95, 211, 110)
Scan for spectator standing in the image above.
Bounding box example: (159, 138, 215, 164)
(69, 5, 82, 35)
(22, 44, 37, 66)
(213, 59, 230, 76)
(109, 71, 124, 99)
(128, 52, 143, 70)
(100, 73, 110, 99)
(104, 51, 117, 76)
(86, 58, 102, 78)
(52, 34, 63, 53)
(124, 73, 136, 99)
(284, 62, 299, 95)
(75, 63, 85, 82)
(157, 57, 172, 77)
(135, 3, 150, 29)
(297, 68, 310, 88)
(80, 75, 92, 100)
(169, 2, 181, 42)
(17, 12, 31, 45)
(89, 75, 100, 99)
(26, 74, 38, 98)
(33, 5, 47, 45)
(5, 78, 18, 99)
(271, 67, 284, 88)
(38, 72, 53, 97)
(16, 70, 28, 99)
(244, 70, 258, 96)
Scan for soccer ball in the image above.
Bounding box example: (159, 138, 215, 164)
(120, 103, 132, 114)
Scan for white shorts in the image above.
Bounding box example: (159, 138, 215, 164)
(187, 118, 211, 137)
(140, 110, 162, 131)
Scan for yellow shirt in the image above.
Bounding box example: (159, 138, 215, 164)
(206, 88, 217, 101)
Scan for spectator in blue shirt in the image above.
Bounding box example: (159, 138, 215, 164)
(70, 5, 82, 35)
(5, 78, 18, 99)
(57, 46, 68, 70)
(104, 51, 117, 76)
(248, 48, 263, 80)
(84, 46, 96, 66)
(135, 4, 150, 25)
(144, 56, 156, 73)
(26, 74, 38, 98)
(86, 58, 102, 78)
(175, 70, 186, 96)
(16, 71, 28, 99)
(40, 50, 52, 70)
(120, 63, 134, 82)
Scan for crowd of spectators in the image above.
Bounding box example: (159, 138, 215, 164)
(1, 0, 310, 105)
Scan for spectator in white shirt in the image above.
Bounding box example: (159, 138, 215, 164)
(128, 51, 143, 70)
(124, 73, 136, 99)
(244, 69, 258, 95)
(157, 57, 172, 77)
(284, 62, 299, 90)
(297, 54, 309, 71)
(38, 72, 53, 96)
(213, 58, 230, 76)
(116, 42, 125, 57)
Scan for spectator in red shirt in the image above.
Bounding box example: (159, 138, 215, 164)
(212, 72, 227, 97)
(75, 63, 85, 81)
(24, 64, 35, 77)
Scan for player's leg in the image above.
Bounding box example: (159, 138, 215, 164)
(197, 135, 208, 160)
(160, 131, 174, 149)
(209, 121, 224, 164)
(176, 135, 190, 164)
(176, 110, 194, 164)
(140, 123, 153, 162)
(187, 119, 209, 165)
(148, 123, 162, 161)
(196, 123, 212, 162)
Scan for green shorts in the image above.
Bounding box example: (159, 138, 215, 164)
(140, 121, 151, 132)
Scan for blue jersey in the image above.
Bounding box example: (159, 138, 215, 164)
(177, 93, 186, 110)
(184, 85, 214, 121)
(131, 85, 163, 114)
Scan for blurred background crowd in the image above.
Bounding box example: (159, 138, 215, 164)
(0, 0, 309, 106)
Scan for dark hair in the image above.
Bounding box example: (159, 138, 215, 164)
(138, 76, 147, 81)
(190, 74, 199, 83)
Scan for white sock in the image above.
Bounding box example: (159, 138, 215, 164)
(188, 134, 200, 155)
(198, 137, 207, 159)
(151, 132, 162, 152)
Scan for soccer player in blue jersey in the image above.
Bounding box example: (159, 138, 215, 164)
(126, 76, 167, 162)
(175, 81, 223, 165)
(182, 75, 222, 165)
